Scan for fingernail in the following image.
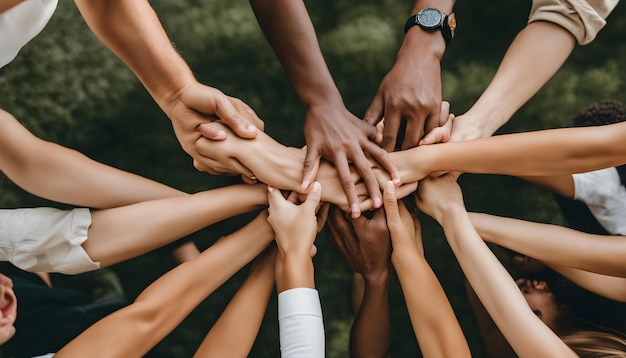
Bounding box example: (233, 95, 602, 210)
(385, 181, 396, 194)
(215, 130, 226, 140)
(392, 178, 401, 185)
(373, 197, 382, 208)
(267, 186, 274, 192)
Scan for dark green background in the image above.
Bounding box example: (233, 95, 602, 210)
(0, 1, 625, 356)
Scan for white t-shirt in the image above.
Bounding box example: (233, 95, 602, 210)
(573, 167, 626, 235)
(0, 0, 58, 68)
(278, 287, 325, 358)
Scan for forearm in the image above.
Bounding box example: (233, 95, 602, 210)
(249, 0, 341, 107)
(0, 109, 185, 208)
(275, 251, 314, 293)
(549, 264, 626, 302)
(394, 122, 626, 182)
(350, 273, 392, 358)
(74, 0, 195, 107)
(459, 22, 575, 137)
(57, 212, 273, 358)
(84, 184, 267, 267)
(441, 206, 575, 357)
(470, 212, 626, 277)
(392, 249, 470, 358)
(194, 247, 277, 357)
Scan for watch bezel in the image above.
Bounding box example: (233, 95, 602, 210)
(416, 7, 444, 30)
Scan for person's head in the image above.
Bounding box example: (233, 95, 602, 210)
(517, 278, 570, 332)
(0, 273, 17, 345)
(561, 330, 626, 357)
(571, 99, 626, 128)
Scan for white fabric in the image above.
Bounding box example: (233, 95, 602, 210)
(0, 207, 100, 274)
(32, 354, 55, 358)
(0, 0, 58, 68)
(573, 167, 626, 235)
(278, 288, 325, 358)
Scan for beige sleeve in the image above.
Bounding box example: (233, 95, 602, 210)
(528, 0, 619, 45)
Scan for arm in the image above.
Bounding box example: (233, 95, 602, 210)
(84, 184, 267, 268)
(415, 176, 576, 358)
(363, 0, 455, 151)
(382, 182, 470, 358)
(249, 0, 398, 218)
(391, 121, 626, 183)
(194, 246, 277, 357)
(56, 211, 274, 358)
(325, 206, 392, 358)
(73, 0, 262, 174)
(448, 21, 575, 142)
(469, 212, 626, 277)
(550, 265, 626, 302)
(0, 109, 185, 208)
(267, 183, 325, 358)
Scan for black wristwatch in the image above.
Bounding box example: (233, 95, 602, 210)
(403, 8, 456, 46)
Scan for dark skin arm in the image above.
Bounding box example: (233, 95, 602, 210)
(364, 0, 455, 151)
(249, 0, 399, 218)
(326, 206, 392, 358)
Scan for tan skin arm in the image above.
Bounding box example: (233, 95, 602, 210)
(415, 176, 576, 358)
(0, 109, 186, 209)
(194, 247, 276, 357)
(56, 211, 274, 358)
(382, 182, 470, 358)
(84, 184, 267, 268)
(470, 212, 626, 278)
(73, 0, 263, 176)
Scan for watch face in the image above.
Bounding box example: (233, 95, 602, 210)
(417, 8, 442, 29)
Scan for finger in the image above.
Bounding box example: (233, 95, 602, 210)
(401, 114, 426, 150)
(375, 120, 385, 145)
(351, 152, 382, 209)
(241, 174, 258, 184)
(301, 145, 322, 192)
(439, 101, 451, 126)
(362, 140, 400, 185)
(418, 126, 450, 146)
(213, 96, 259, 139)
(303, 182, 322, 213)
(316, 203, 330, 232)
(228, 96, 265, 131)
(363, 95, 384, 126)
(333, 155, 361, 218)
(267, 185, 287, 209)
(382, 181, 401, 226)
(380, 110, 402, 152)
(197, 121, 227, 141)
(287, 190, 300, 204)
(424, 110, 441, 137)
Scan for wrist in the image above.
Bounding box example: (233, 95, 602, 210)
(398, 27, 446, 63)
(301, 92, 345, 112)
(363, 269, 391, 286)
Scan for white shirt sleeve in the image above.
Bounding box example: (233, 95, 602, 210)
(278, 287, 325, 358)
(0, 0, 58, 68)
(573, 167, 626, 235)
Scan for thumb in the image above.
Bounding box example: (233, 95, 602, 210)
(214, 95, 258, 139)
(267, 186, 286, 209)
(303, 181, 322, 213)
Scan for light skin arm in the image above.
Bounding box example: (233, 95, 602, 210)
(415, 176, 576, 358)
(55, 211, 274, 358)
(83, 183, 267, 268)
(446, 21, 576, 142)
(249, 0, 398, 218)
(550, 265, 626, 302)
(194, 246, 277, 358)
(325, 206, 392, 358)
(389, 121, 626, 183)
(469, 212, 626, 278)
(382, 182, 470, 358)
(364, 0, 454, 151)
(73, 0, 263, 175)
(0, 109, 187, 209)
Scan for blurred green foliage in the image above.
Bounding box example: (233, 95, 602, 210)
(0, 0, 625, 356)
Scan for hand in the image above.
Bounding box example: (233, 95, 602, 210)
(302, 104, 399, 219)
(364, 54, 443, 151)
(414, 175, 464, 223)
(325, 206, 391, 278)
(267, 182, 322, 256)
(417, 101, 455, 146)
(163, 82, 263, 174)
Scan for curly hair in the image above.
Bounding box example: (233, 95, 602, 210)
(571, 99, 626, 127)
